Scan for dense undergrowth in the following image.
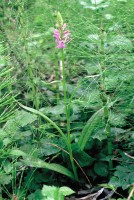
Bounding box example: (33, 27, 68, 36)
(0, 0, 134, 199)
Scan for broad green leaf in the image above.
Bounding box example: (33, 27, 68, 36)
(72, 143, 95, 167)
(78, 108, 103, 150)
(23, 158, 74, 179)
(10, 149, 74, 179)
(94, 162, 108, 177)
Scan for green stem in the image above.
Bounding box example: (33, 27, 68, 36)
(61, 49, 78, 180)
(18, 0, 39, 111)
(55, 54, 60, 104)
(99, 25, 113, 172)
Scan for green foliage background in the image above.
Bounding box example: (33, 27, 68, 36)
(0, 0, 134, 199)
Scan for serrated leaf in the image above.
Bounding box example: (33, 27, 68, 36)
(3, 160, 13, 174)
(3, 110, 37, 137)
(42, 185, 58, 199)
(92, 128, 107, 141)
(0, 174, 12, 185)
(59, 186, 75, 196)
(107, 35, 133, 52)
(40, 138, 66, 156)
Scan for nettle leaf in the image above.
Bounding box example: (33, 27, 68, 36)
(40, 137, 66, 156)
(94, 162, 108, 177)
(42, 185, 58, 199)
(107, 35, 133, 52)
(41, 104, 65, 115)
(42, 185, 74, 200)
(3, 160, 13, 174)
(92, 128, 107, 141)
(0, 173, 12, 185)
(59, 186, 75, 197)
(72, 143, 94, 167)
(110, 112, 127, 127)
(109, 163, 134, 190)
(3, 110, 37, 136)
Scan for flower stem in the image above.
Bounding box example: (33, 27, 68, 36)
(55, 54, 60, 104)
(61, 49, 78, 180)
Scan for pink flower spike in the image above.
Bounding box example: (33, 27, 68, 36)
(53, 23, 70, 49)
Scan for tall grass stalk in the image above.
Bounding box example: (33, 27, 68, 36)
(61, 49, 78, 180)
(17, 0, 39, 111)
(99, 24, 113, 172)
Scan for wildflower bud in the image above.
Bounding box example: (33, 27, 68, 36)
(56, 12, 63, 28)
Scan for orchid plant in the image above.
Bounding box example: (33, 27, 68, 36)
(53, 12, 78, 180)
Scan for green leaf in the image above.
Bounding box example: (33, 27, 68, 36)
(10, 149, 27, 157)
(18, 103, 67, 143)
(10, 149, 74, 179)
(41, 185, 75, 200)
(59, 186, 75, 196)
(28, 189, 44, 200)
(40, 138, 66, 156)
(94, 162, 108, 177)
(0, 174, 12, 185)
(3, 110, 37, 137)
(72, 143, 95, 167)
(42, 185, 58, 199)
(78, 108, 103, 150)
(92, 128, 107, 141)
(0, 140, 3, 149)
(107, 35, 133, 52)
(109, 160, 134, 190)
(23, 157, 75, 180)
(3, 160, 13, 174)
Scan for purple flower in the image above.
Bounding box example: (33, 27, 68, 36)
(54, 23, 70, 49)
